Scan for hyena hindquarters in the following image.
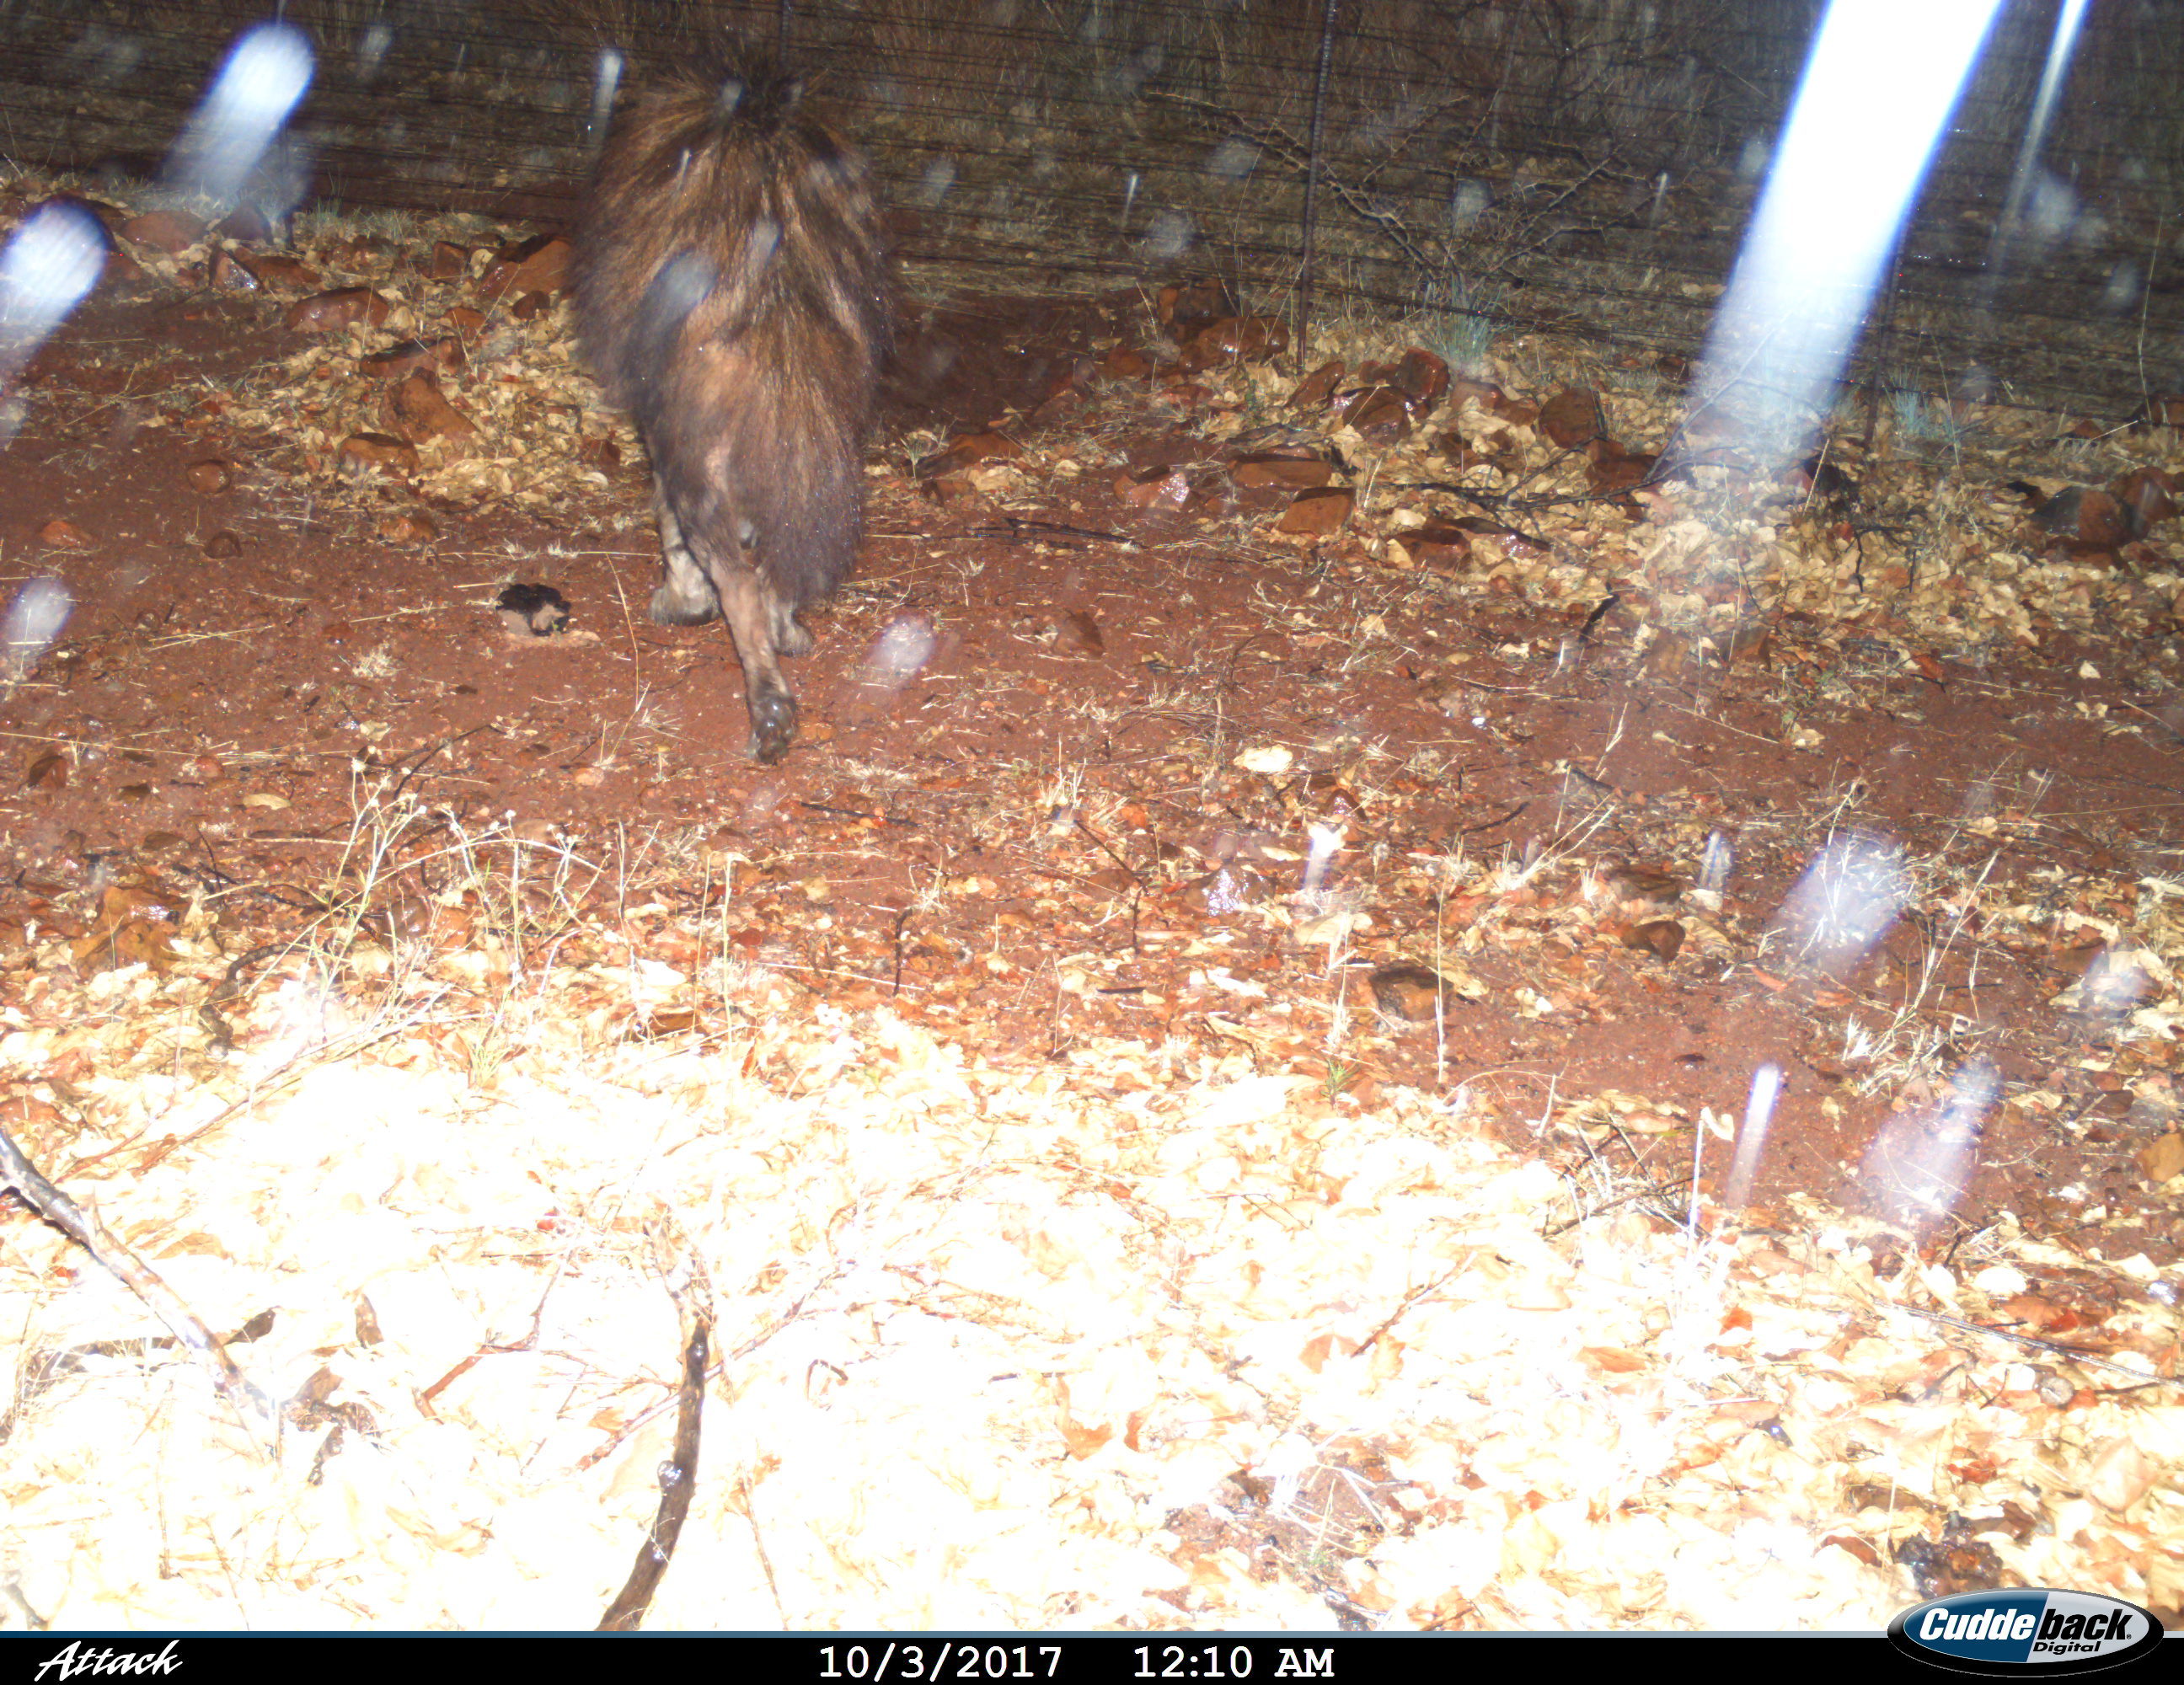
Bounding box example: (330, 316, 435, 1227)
(572, 70, 891, 764)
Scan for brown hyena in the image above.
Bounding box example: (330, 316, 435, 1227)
(572, 68, 891, 763)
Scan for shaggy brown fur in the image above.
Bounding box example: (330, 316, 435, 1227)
(572, 69, 891, 762)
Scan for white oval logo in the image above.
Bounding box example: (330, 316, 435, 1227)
(1887, 1588, 2165, 1675)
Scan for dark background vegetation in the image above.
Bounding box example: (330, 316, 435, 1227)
(4, 0, 2181, 415)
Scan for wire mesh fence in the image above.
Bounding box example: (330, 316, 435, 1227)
(3, 0, 2179, 420)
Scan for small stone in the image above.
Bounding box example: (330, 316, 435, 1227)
(1054, 609, 1104, 655)
(916, 432, 1024, 479)
(1539, 387, 1603, 449)
(1276, 486, 1353, 535)
(1287, 359, 1345, 411)
(476, 233, 570, 300)
(286, 287, 388, 333)
(1368, 963, 1456, 1022)
(383, 371, 478, 446)
(377, 511, 440, 543)
(119, 208, 206, 254)
(337, 432, 421, 476)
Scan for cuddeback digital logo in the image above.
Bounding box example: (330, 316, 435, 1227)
(1887, 1588, 2165, 1675)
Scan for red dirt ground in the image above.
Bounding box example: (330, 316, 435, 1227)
(2, 233, 2181, 1304)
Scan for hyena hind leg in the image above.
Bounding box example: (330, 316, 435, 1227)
(710, 562, 803, 763)
(771, 593, 814, 657)
(647, 483, 720, 627)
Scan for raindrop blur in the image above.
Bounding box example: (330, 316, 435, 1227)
(2025, 173, 2076, 243)
(1205, 139, 1258, 183)
(2074, 945, 2151, 1023)
(1696, 0, 1999, 472)
(357, 22, 392, 78)
(859, 615, 936, 691)
(1144, 211, 1195, 262)
(1983, 0, 2088, 286)
(1107, 45, 1164, 99)
(918, 159, 956, 208)
(1299, 821, 1342, 903)
(1448, 179, 1491, 232)
(1697, 830, 1733, 896)
(1206, 868, 1248, 917)
(1722, 1062, 1782, 1210)
(588, 49, 624, 146)
(165, 23, 316, 213)
(1736, 136, 1769, 179)
(0, 203, 107, 388)
(2101, 262, 2140, 313)
(1769, 830, 1906, 976)
(1860, 1058, 1998, 1238)
(1, 579, 76, 681)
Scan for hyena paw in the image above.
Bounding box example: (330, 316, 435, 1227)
(747, 686, 800, 764)
(774, 616, 815, 657)
(649, 582, 719, 627)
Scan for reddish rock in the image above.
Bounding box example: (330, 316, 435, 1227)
(1287, 359, 1345, 411)
(37, 519, 93, 548)
(1099, 346, 1156, 381)
(326, 235, 388, 271)
(1428, 431, 1496, 471)
(1586, 441, 1657, 497)
(360, 338, 465, 378)
(384, 372, 478, 446)
(1154, 379, 1213, 410)
(1158, 278, 1237, 334)
(2031, 485, 2135, 554)
(1276, 486, 1353, 535)
(286, 287, 389, 333)
(338, 432, 421, 475)
(427, 242, 474, 281)
(1054, 609, 1105, 655)
(209, 250, 258, 292)
(1389, 347, 1449, 406)
(1181, 314, 1289, 367)
(2111, 467, 2176, 531)
(1485, 388, 1538, 426)
(213, 205, 274, 244)
(119, 208, 206, 254)
(1229, 455, 1333, 489)
(1030, 356, 1095, 423)
(1343, 386, 1412, 442)
(916, 432, 1025, 478)
(477, 233, 570, 300)
(229, 252, 318, 292)
(442, 304, 488, 334)
(1114, 466, 1191, 509)
(201, 531, 242, 559)
(1539, 387, 1604, 450)
(1396, 520, 1473, 570)
(377, 511, 441, 543)
(184, 460, 233, 494)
